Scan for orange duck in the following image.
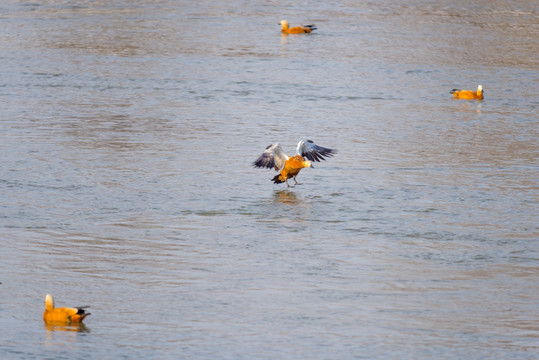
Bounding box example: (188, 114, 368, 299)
(450, 85, 484, 100)
(43, 294, 90, 324)
(253, 139, 336, 187)
(279, 20, 316, 34)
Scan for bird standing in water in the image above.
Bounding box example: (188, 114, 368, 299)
(253, 139, 336, 187)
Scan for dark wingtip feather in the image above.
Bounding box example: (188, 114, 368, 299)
(253, 153, 275, 169)
(253, 158, 266, 168)
(323, 148, 336, 157)
(304, 146, 336, 162)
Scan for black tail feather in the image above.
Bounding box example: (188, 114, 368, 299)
(272, 174, 284, 184)
(76, 307, 90, 315)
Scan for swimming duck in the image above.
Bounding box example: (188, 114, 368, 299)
(450, 85, 484, 100)
(279, 20, 316, 34)
(43, 294, 90, 324)
(253, 139, 336, 187)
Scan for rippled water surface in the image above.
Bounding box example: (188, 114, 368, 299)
(1, 1, 538, 359)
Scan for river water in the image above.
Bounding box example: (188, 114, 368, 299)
(1, 1, 537, 359)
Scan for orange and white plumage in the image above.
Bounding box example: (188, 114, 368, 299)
(43, 294, 90, 324)
(279, 20, 317, 34)
(253, 139, 336, 186)
(450, 85, 484, 100)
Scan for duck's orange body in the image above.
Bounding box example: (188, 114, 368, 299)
(450, 85, 484, 100)
(272, 155, 312, 184)
(280, 20, 316, 34)
(43, 294, 90, 324)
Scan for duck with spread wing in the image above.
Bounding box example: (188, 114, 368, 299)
(253, 139, 336, 187)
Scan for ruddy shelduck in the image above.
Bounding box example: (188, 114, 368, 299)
(43, 294, 90, 324)
(450, 85, 484, 100)
(253, 139, 336, 187)
(279, 20, 317, 34)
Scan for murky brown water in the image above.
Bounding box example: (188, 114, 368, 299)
(1, 1, 538, 359)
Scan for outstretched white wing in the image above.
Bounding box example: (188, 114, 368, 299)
(253, 143, 290, 171)
(296, 139, 336, 162)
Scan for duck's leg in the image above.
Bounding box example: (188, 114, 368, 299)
(293, 176, 302, 186)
